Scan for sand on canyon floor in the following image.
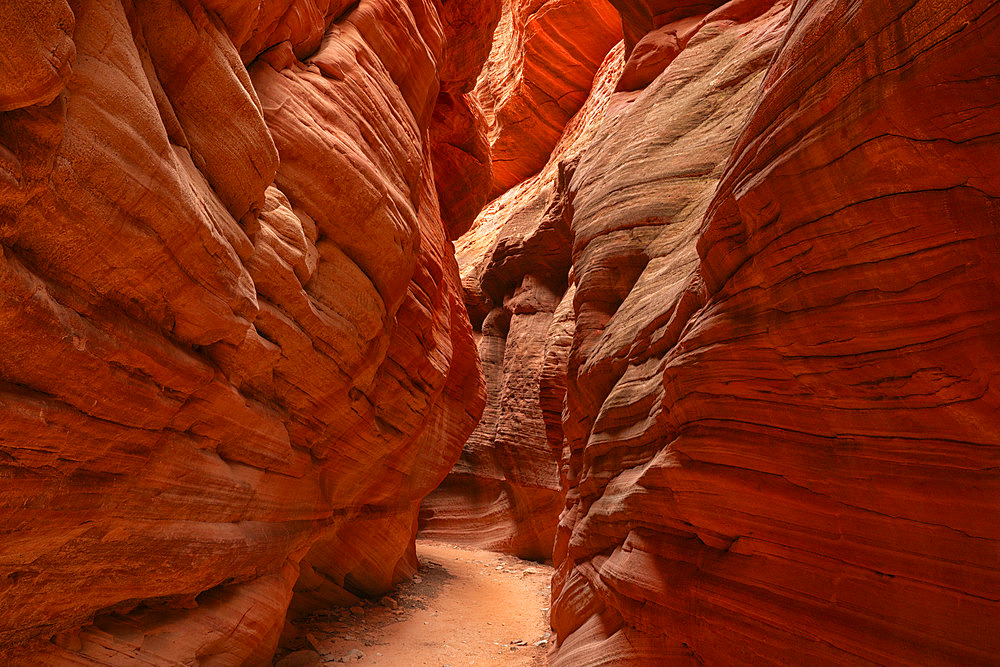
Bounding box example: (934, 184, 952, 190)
(276, 540, 554, 666)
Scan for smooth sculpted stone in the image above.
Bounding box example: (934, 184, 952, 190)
(419, 42, 626, 560)
(431, 0, 503, 238)
(609, 0, 728, 53)
(476, 0, 622, 197)
(549, 0, 1000, 664)
(0, 0, 495, 663)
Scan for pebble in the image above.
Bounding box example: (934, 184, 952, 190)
(380, 596, 398, 609)
(349, 606, 364, 616)
(338, 648, 365, 663)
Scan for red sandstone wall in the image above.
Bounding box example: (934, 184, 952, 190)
(427, 0, 1000, 660)
(475, 0, 622, 197)
(4, 0, 999, 662)
(418, 33, 626, 560)
(0, 0, 495, 662)
(550, 0, 1000, 663)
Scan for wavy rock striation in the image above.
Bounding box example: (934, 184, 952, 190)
(418, 25, 626, 560)
(476, 0, 622, 197)
(549, 0, 1000, 664)
(426, 0, 1000, 660)
(0, 0, 495, 663)
(4, 0, 999, 663)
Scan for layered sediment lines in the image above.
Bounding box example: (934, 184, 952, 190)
(476, 0, 623, 197)
(418, 26, 626, 560)
(0, 0, 495, 663)
(424, 0, 1000, 661)
(549, 0, 1000, 663)
(5, 0, 1000, 663)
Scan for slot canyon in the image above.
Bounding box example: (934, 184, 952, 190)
(0, 0, 998, 664)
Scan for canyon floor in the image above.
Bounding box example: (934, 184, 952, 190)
(276, 541, 554, 666)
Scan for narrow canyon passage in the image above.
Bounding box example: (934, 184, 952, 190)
(1, 0, 998, 664)
(276, 541, 552, 666)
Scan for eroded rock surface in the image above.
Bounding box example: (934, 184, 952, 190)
(418, 37, 625, 560)
(476, 0, 622, 197)
(549, 0, 1000, 664)
(0, 0, 495, 663)
(4, 0, 1000, 662)
(431, 0, 1000, 661)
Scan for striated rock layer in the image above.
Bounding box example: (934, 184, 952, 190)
(0, 0, 496, 663)
(548, 0, 1000, 664)
(424, 0, 1000, 660)
(476, 0, 622, 197)
(5, 0, 1000, 662)
(418, 22, 626, 560)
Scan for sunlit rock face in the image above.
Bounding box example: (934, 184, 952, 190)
(549, 0, 1000, 664)
(475, 0, 623, 198)
(417, 2, 625, 560)
(429, 0, 1000, 661)
(5, 0, 999, 662)
(0, 0, 495, 662)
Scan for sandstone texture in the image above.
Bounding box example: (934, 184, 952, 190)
(5, 0, 1000, 662)
(418, 27, 627, 560)
(547, 0, 1000, 663)
(427, 0, 1000, 661)
(0, 0, 495, 663)
(476, 0, 622, 197)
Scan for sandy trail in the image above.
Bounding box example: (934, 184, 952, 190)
(277, 540, 553, 666)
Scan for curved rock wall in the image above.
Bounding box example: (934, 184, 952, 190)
(425, 0, 1000, 660)
(551, 0, 1000, 663)
(5, 0, 999, 662)
(418, 36, 626, 560)
(0, 0, 495, 662)
(476, 0, 622, 197)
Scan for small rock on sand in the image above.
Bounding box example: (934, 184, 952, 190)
(337, 648, 364, 663)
